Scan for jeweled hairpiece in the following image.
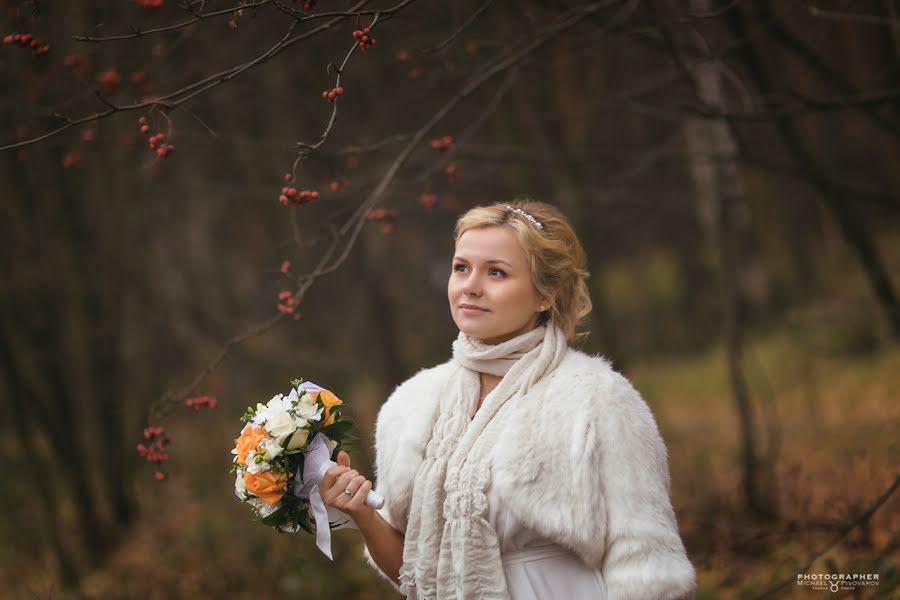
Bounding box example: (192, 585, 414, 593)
(505, 205, 544, 230)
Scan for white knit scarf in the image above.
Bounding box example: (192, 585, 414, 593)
(398, 323, 569, 599)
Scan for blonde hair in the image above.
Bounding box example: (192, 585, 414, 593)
(453, 198, 592, 344)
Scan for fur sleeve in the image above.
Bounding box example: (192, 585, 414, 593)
(595, 373, 697, 600)
(362, 363, 451, 587)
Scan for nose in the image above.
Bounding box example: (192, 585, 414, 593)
(460, 270, 482, 297)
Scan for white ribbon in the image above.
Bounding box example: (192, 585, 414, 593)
(293, 433, 386, 559)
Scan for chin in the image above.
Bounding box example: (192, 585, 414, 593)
(456, 321, 496, 340)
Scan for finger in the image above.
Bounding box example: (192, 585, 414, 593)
(347, 479, 373, 510)
(343, 475, 367, 496)
(321, 465, 350, 490)
(325, 469, 359, 501)
(337, 450, 351, 468)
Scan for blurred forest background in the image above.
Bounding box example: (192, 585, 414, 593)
(1, 0, 898, 598)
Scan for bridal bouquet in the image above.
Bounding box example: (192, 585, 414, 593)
(231, 379, 381, 557)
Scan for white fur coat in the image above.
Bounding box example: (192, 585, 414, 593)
(364, 347, 697, 600)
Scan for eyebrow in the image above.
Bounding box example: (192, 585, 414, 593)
(453, 256, 513, 268)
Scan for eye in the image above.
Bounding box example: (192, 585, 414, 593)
(453, 263, 468, 273)
(489, 267, 506, 277)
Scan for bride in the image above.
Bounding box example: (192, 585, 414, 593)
(320, 199, 696, 599)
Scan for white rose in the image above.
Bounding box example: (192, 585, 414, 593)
(294, 400, 322, 423)
(286, 428, 309, 450)
(265, 411, 296, 441)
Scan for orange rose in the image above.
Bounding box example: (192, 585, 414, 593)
(243, 470, 289, 505)
(235, 425, 269, 466)
(315, 389, 343, 426)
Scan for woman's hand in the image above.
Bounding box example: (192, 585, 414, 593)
(320, 450, 375, 519)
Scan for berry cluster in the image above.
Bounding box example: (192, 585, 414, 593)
(352, 27, 376, 51)
(279, 186, 319, 207)
(445, 162, 459, 183)
(277, 291, 301, 319)
(139, 117, 177, 158)
(321, 86, 344, 102)
(418, 192, 439, 209)
(430, 135, 454, 151)
(137, 426, 170, 481)
(185, 396, 218, 411)
(135, 0, 165, 6)
(328, 176, 350, 192)
(95, 69, 122, 94)
(366, 208, 399, 235)
(3, 33, 50, 56)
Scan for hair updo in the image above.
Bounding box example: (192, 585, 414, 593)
(453, 198, 593, 344)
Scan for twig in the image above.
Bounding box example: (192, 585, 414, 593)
(808, 6, 900, 26)
(423, 0, 494, 55)
(749, 474, 900, 600)
(74, 0, 273, 42)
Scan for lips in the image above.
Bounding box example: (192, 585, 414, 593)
(459, 304, 488, 311)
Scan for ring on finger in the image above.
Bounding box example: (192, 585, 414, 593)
(344, 489, 354, 496)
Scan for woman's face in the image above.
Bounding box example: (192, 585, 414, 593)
(448, 226, 545, 345)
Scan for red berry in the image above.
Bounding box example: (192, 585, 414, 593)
(140, 124, 150, 134)
(334, 86, 344, 95)
(2, 35, 13, 45)
(284, 173, 293, 182)
(155, 471, 167, 481)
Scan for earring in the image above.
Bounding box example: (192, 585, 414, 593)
(539, 305, 546, 311)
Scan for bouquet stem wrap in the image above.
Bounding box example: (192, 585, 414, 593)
(293, 433, 385, 559)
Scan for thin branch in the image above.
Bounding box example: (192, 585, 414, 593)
(808, 6, 900, 26)
(749, 474, 900, 600)
(74, 0, 274, 42)
(423, 0, 494, 55)
(627, 88, 900, 122)
(412, 66, 520, 185)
